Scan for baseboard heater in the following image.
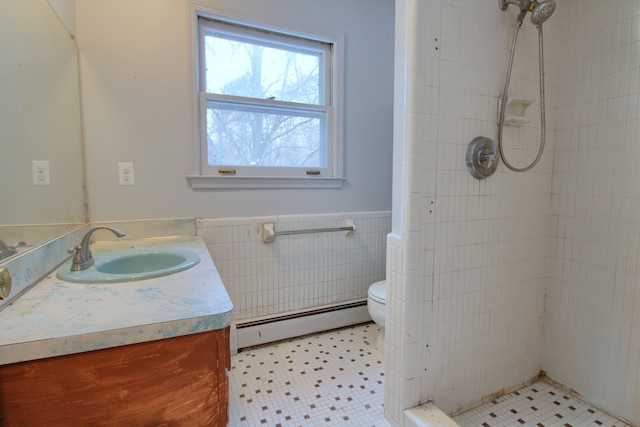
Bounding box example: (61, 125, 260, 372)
(230, 299, 371, 354)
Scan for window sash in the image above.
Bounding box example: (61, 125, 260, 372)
(200, 94, 332, 177)
(199, 19, 331, 106)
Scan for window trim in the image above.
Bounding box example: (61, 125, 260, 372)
(187, 3, 345, 189)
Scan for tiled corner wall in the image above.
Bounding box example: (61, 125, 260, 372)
(388, 0, 558, 424)
(392, 0, 640, 426)
(421, 0, 554, 410)
(384, 233, 410, 425)
(197, 211, 391, 322)
(543, 1, 640, 424)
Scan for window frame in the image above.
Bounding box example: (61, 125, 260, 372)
(187, 5, 345, 189)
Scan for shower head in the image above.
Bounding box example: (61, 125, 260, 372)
(499, 0, 556, 26)
(530, 1, 556, 25)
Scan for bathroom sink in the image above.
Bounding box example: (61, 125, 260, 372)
(56, 249, 200, 283)
(96, 251, 195, 275)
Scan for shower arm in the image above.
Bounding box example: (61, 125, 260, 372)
(500, 0, 547, 14)
(499, 0, 524, 10)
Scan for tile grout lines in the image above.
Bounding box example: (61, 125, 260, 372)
(453, 381, 633, 427)
(229, 323, 386, 426)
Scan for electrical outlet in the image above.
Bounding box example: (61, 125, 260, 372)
(118, 162, 135, 185)
(32, 160, 50, 186)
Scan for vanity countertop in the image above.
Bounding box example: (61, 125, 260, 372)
(0, 235, 233, 365)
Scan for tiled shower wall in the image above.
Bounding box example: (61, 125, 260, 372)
(543, 1, 640, 423)
(197, 211, 390, 321)
(387, 0, 558, 424)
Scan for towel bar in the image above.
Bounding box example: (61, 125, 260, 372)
(261, 220, 356, 243)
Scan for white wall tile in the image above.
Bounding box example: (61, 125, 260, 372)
(543, 3, 640, 422)
(389, 0, 553, 420)
(198, 211, 390, 321)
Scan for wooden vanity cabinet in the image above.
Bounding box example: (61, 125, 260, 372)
(0, 327, 230, 426)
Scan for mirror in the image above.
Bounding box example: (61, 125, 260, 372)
(0, 0, 86, 261)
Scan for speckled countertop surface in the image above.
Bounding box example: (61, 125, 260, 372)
(0, 235, 233, 365)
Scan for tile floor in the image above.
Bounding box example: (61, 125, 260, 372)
(453, 380, 632, 427)
(229, 322, 386, 426)
(228, 323, 631, 427)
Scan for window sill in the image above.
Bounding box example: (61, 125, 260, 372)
(187, 175, 345, 189)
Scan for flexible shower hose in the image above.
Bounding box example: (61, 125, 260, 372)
(497, 14, 547, 173)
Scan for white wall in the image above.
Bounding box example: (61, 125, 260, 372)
(387, 0, 558, 423)
(48, 0, 76, 35)
(1, 0, 84, 226)
(543, 1, 640, 423)
(75, 0, 394, 221)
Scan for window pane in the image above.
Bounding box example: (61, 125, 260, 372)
(206, 102, 325, 168)
(203, 29, 322, 105)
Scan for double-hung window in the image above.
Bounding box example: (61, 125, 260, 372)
(191, 16, 343, 188)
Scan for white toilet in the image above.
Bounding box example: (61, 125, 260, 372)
(367, 280, 387, 352)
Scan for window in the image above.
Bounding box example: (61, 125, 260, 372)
(189, 16, 344, 189)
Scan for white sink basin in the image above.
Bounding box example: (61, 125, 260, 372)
(56, 249, 200, 283)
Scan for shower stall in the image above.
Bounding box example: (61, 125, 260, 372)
(387, 0, 640, 425)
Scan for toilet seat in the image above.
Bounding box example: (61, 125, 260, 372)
(368, 280, 386, 304)
(367, 280, 387, 352)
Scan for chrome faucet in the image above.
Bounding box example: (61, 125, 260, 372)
(0, 239, 11, 253)
(0, 239, 16, 261)
(68, 226, 126, 271)
(0, 239, 24, 261)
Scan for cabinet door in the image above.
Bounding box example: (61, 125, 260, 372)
(0, 327, 230, 426)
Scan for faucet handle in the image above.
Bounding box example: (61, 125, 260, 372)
(68, 245, 87, 271)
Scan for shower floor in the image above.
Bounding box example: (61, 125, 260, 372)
(453, 380, 632, 427)
(228, 323, 630, 427)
